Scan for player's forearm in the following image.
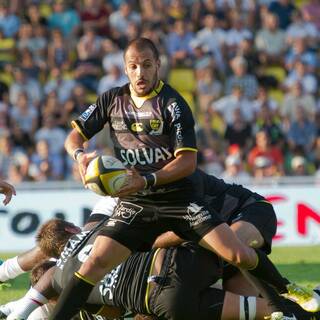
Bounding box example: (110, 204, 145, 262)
(64, 129, 86, 159)
(154, 151, 197, 186)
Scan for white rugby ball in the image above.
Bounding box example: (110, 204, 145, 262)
(84, 155, 127, 196)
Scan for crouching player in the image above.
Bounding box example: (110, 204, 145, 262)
(3, 218, 319, 320)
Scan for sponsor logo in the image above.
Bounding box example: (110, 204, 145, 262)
(77, 244, 93, 263)
(131, 122, 144, 132)
(149, 119, 163, 135)
(99, 264, 121, 300)
(119, 147, 172, 166)
(56, 231, 90, 269)
(174, 122, 183, 144)
(79, 104, 97, 121)
(167, 102, 181, 121)
(111, 120, 127, 131)
(183, 202, 211, 227)
(125, 106, 152, 118)
(111, 201, 143, 225)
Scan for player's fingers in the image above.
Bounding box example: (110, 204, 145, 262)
(2, 194, 11, 206)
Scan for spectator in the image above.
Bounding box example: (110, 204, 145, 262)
(252, 155, 278, 179)
(225, 11, 252, 57)
(247, 130, 284, 174)
(0, 1, 20, 38)
(10, 91, 38, 138)
(285, 37, 318, 74)
(16, 22, 33, 53)
(212, 85, 255, 125)
(47, 29, 70, 70)
(225, 56, 258, 99)
(9, 67, 42, 107)
(255, 13, 286, 64)
(284, 60, 317, 95)
(48, 0, 80, 38)
(166, 19, 195, 67)
(254, 105, 284, 146)
(290, 155, 310, 176)
(224, 108, 252, 150)
(302, 0, 320, 31)
(0, 134, 29, 180)
(24, 3, 47, 28)
(101, 39, 124, 74)
(281, 81, 316, 122)
(221, 154, 250, 184)
(19, 49, 41, 80)
(109, 2, 141, 38)
(287, 106, 316, 154)
(285, 10, 318, 46)
(268, 0, 296, 29)
(196, 66, 222, 112)
(77, 26, 102, 61)
(34, 116, 66, 157)
(29, 139, 64, 181)
(253, 86, 278, 115)
(44, 67, 77, 104)
(166, 0, 190, 24)
(80, 0, 111, 36)
(194, 14, 225, 66)
(97, 64, 127, 95)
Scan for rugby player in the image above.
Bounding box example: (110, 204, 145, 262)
(1, 172, 319, 317)
(53, 37, 317, 318)
(3, 218, 318, 320)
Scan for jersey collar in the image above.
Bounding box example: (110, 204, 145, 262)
(129, 80, 164, 100)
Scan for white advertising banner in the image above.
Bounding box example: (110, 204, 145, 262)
(0, 186, 319, 251)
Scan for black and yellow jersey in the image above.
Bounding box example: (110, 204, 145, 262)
(72, 81, 197, 174)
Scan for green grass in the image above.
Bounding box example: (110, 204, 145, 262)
(0, 246, 319, 304)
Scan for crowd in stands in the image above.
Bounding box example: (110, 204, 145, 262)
(0, 0, 320, 184)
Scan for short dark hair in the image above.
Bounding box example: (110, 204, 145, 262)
(36, 219, 76, 258)
(124, 37, 159, 60)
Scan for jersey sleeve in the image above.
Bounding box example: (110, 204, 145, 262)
(166, 95, 197, 157)
(71, 89, 115, 140)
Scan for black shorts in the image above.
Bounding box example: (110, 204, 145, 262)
(98, 199, 223, 252)
(149, 244, 223, 320)
(228, 199, 277, 255)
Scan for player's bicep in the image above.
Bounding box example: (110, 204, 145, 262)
(71, 92, 111, 140)
(167, 98, 197, 157)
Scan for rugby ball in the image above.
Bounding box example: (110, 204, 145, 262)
(84, 155, 127, 196)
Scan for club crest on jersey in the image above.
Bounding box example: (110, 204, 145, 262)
(79, 104, 97, 121)
(131, 122, 144, 132)
(149, 119, 163, 135)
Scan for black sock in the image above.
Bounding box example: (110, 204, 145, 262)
(249, 249, 289, 294)
(50, 272, 95, 320)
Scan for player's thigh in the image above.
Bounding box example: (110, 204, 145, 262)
(230, 221, 265, 249)
(79, 235, 131, 282)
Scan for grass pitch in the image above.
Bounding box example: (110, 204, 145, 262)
(0, 246, 319, 304)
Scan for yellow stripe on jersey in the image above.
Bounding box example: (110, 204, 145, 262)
(145, 248, 161, 314)
(130, 80, 164, 108)
(71, 120, 89, 141)
(74, 272, 96, 286)
(174, 147, 198, 157)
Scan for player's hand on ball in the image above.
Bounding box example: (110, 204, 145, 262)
(77, 151, 98, 185)
(0, 180, 16, 205)
(115, 167, 145, 197)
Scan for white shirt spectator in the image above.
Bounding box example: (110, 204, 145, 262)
(284, 71, 317, 95)
(97, 73, 127, 95)
(212, 94, 255, 125)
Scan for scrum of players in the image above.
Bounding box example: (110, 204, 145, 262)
(0, 174, 320, 320)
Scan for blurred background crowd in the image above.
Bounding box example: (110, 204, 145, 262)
(0, 0, 320, 184)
